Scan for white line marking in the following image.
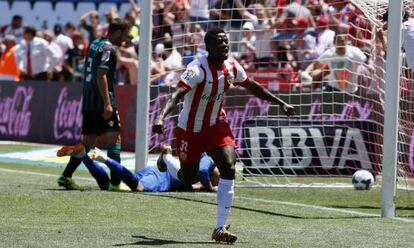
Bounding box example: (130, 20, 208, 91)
(0, 168, 95, 182)
(1, 168, 414, 223)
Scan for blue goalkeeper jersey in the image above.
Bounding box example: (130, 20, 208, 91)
(134, 166, 183, 192)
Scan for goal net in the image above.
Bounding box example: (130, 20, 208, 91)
(146, 0, 414, 191)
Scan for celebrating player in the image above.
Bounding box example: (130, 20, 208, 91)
(153, 27, 295, 244)
(57, 144, 219, 192)
(57, 18, 130, 191)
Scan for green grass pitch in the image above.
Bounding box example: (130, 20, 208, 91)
(1, 143, 414, 247)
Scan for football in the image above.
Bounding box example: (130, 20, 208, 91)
(352, 169, 374, 190)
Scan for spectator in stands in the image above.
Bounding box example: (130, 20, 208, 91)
(273, 0, 315, 29)
(116, 35, 138, 85)
(161, 40, 183, 87)
(0, 35, 20, 82)
(164, 0, 190, 35)
(125, 10, 140, 40)
(42, 30, 64, 81)
(0, 15, 24, 43)
(152, 1, 171, 43)
(79, 10, 102, 44)
(62, 31, 86, 82)
(323, 0, 359, 31)
(287, 17, 316, 71)
(209, 0, 231, 30)
(151, 42, 166, 82)
(163, 40, 183, 71)
(16, 26, 59, 81)
(101, 6, 118, 37)
(348, 16, 373, 53)
(54, 24, 74, 56)
(302, 31, 367, 93)
(271, 12, 297, 69)
(312, 15, 335, 58)
(129, 0, 141, 33)
(235, 21, 256, 70)
(247, 3, 275, 69)
(403, 10, 414, 71)
(182, 33, 208, 66)
(64, 22, 77, 38)
(189, 0, 209, 31)
(52, 24, 74, 81)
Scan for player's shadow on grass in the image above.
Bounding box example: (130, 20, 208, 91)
(113, 235, 212, 246)
(44, 188, 96, 192)
(146, 193, 379, 220)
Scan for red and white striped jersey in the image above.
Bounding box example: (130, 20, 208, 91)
(177, 56, 249, 133)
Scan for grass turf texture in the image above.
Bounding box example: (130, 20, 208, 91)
(1, 145, 414, 247)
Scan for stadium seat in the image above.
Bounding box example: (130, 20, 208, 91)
(118, 3, 132, 18)
(0, 2, 12, 25)
(32, 2, 55, 29)
(54, 2, 76, 27)
(74, 2, 97, 20)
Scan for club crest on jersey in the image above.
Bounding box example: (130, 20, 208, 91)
(179, 151, 187, 161)
(101, 50, 111, 63)
(108, 120, 114, 127)
(182, 69, 196, 81)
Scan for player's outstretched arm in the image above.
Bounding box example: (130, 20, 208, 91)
(242, 80, 295, 116)
(153, 87, 188, 134)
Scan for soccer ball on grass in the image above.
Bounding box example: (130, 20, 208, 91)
(352, 169, 374, 190)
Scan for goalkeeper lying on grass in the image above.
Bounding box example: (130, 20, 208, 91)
(56, 144, 219, 192)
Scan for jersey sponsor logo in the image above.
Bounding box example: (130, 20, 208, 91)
(182, 69, 196, 81)
(201, 92, 225, 102)
(101, 50, 111, 63)
(242, 120, 381, 175)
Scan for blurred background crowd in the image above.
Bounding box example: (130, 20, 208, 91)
(0, 0, 409, 93)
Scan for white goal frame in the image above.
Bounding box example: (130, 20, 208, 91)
(134, 0, 405, 218)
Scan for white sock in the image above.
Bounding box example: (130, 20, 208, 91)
(163, 154, 180, 181)
(216, 178, 234, 229)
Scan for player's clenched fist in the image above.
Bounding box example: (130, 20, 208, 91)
(152, 118, 165, 134)
(281, 103, 295, 117)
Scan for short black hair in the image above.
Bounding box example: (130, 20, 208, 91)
(54, 24, 62, 35)
(204, 27, 226, 47)
(12, 15, 22, 21)
(334, 29, 348, 38)
(107, 18, 130, 35)
(163, 40, 173, 50)
(65, 22, 76, 30)
(24, 26, 37, 37)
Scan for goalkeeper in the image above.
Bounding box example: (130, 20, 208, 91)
(57, 144, 218, 192)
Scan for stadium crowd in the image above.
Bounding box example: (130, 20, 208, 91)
(0, 0, 410, 93)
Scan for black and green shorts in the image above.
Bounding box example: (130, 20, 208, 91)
(82, 109, 121, 136)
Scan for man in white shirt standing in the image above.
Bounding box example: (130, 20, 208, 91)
(403, 13, 414, 71)
(302, 31, 367, 93)
(313, 16, 335, 58)
(16, 26, 60, 81)
(0, 15, 24, 44)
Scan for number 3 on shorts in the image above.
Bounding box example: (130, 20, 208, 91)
(179, 140, 188, 161)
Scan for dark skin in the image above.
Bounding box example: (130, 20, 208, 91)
(153, 32, 295, 184)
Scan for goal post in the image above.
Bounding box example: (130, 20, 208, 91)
(135, 0, 152, 171)
(381, 0, 403, 218)
(135, 0, 414, 216)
